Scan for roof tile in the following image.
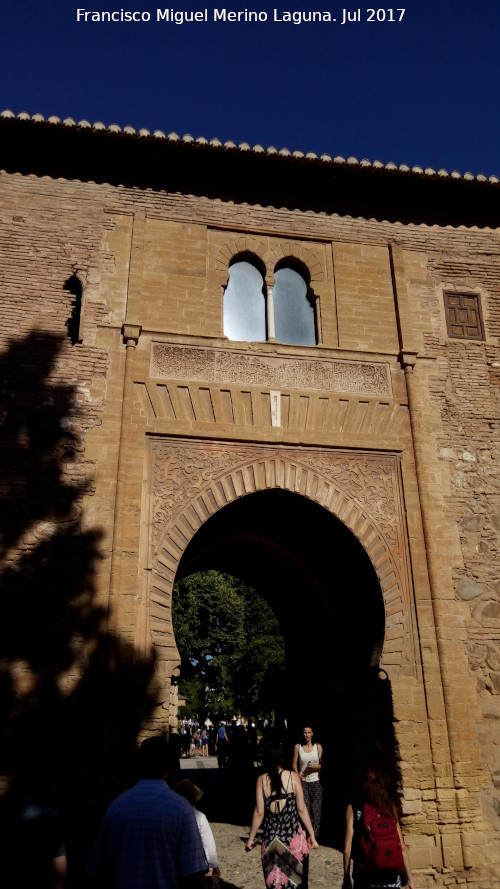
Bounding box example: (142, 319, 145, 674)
(1, 109, 497, 184)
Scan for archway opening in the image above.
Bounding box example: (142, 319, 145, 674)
(173, 569, 286, 725)
(173, 489, 399, 843)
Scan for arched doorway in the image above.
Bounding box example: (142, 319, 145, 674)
(176, 489, 385, 717)
(172, 489, 400, 843)
(148, 440, 414, 841)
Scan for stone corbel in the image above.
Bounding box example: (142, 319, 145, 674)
(400, 349, 418, 375)
(122, 323, 142, 348)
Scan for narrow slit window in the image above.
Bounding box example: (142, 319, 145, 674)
(65, 275, 83, 345)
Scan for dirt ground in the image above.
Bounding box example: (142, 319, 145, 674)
(212, 821, 344, 889)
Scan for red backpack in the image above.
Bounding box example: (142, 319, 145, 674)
(357, 802, 404, 872)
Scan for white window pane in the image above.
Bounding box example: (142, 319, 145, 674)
(274, 267, 316, 346)
(223, 261, 266, 342)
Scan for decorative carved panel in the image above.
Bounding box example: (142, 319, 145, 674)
(149, 439, 418, 678)
(151, 343, 392, 396)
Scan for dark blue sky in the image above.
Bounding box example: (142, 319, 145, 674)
(1, 0, 499, 176)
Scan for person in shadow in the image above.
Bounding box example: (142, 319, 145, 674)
(0, 770, 67, 889)
(88, 736, 207, 889)
(175, 779, 221, 888)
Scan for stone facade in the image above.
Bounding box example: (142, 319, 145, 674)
(0, 113, 499, 886)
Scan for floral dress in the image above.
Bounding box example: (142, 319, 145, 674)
(261, 773, 309, 889)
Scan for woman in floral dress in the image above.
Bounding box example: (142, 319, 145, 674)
(246, 746, 316, 889)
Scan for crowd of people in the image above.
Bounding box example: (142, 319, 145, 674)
(5, 723, 415, 888)
(86, 723, 414, 889)
(178, 718, 259, 769)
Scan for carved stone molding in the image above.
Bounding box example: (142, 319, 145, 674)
(213, 235, 325, 283)
(150, 343, 392, 397)
(149, 439, 418, 678)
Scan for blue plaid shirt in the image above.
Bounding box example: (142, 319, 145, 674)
(89, 780, 207, 889)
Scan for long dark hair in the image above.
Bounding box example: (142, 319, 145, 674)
(354, 765, 402, 818)
(262, 745, 287, 795)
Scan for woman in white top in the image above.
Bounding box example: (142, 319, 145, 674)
(292, 726, 323, 846)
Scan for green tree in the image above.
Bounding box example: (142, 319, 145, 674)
(172, 570, 284, 722)
(234, 584, 286, 718)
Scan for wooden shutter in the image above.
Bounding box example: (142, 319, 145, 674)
(444, 292, 484, 340)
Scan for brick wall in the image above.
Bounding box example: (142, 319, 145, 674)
(1, 156, 499, 883)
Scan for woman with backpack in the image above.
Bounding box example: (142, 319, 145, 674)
(343, 766, 415, 889)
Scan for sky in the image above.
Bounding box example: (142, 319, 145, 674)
(1, 0, 499, 177)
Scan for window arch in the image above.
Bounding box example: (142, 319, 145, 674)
(273, 261, 316, 346)
(223, 254, 266, 342)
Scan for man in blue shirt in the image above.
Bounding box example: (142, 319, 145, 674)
(216, 722, 229, 769)
(88, 736, 207, 889)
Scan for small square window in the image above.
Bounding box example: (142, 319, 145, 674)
(444, 292, 485, 340)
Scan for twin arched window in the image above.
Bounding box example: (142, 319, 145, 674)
(223, 256, 317, 346)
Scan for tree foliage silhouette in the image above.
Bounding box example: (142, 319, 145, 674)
(0, 331, 157, 886)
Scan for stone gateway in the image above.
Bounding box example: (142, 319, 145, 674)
(0, 110, 499, 887)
